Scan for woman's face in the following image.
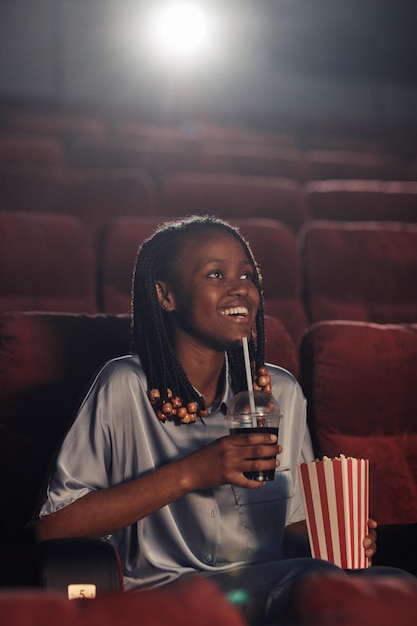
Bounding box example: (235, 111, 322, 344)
(166, 230, 260, 353)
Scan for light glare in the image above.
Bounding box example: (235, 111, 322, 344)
(155, 4, 207, 54)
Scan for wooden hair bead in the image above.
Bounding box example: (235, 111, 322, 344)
(149, 389, 160, 404)
(172, 396, 182, 408)
(198, 408, 209, 418)
(187, 402, 198, 414)
(162, 402, 173, 415)
(180, 413, 191, 424)
(253, 366, 272, 395)
(257, 374, 270, 388)
(176, 406, 188, 419)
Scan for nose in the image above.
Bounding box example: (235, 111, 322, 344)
(227, 277, 249, 296)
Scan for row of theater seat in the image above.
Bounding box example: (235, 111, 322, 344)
(2, 210, 417, 348)
(4, 135, 411, 182)
(1, 109, 417, 178)
(4, 564, 417, 626)
(1, 168, 417, 244)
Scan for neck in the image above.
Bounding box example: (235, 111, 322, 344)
(175, 341, 226, 407)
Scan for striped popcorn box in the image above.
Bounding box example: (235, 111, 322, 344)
(298, 457, 369, 569)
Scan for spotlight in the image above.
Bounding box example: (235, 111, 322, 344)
(153, 3, 207, 56)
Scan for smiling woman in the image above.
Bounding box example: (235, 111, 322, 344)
(34, 215, 385, 626)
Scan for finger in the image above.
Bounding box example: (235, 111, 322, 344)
(365, 547, 376, 558)
(246, 443, 280, 459)
(363, 530, 377, 547)
(228, 432, 278, 446)
(242, 478, 266, 489)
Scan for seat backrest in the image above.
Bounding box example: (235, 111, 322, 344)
(298, 220, 417, 324)
(99, 216, 307, 345)
(61, 169, 158, 248)
(299, 320, 417, 525)
(0, 311, 132, 543)
(0, 576, 245, 626)
(197, 142, 310, 181)
(0, 211, 98, 314)
(0, 135, 66, 170)
(306, 180, 417, 222)
(294, 573, 417, 626)
(160, 173, 309, 232)
(233, 218, 307, 346)
(305, 149, 403, 181)
(0, 169, 68, 212)
(5, 111, 107, 142)
(98, 216, 164, 314)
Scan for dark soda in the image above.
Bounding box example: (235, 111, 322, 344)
(230, 426, 279, 481)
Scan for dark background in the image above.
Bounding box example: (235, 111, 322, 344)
(1, 0, 416, 128)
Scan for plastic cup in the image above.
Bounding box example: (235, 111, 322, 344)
(226, 390, 282, 481)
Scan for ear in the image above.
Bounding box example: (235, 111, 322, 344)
(155, 281, 175, 312)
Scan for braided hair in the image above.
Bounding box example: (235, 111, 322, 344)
(132, 215, 267, 422)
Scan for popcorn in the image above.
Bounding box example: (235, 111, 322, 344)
(299, 456, 369, 570)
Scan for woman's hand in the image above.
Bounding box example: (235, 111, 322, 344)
(363, 518, 377, 565)
(180, 433, 281, 491)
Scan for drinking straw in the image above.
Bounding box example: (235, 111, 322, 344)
(242, 336, 256, 423)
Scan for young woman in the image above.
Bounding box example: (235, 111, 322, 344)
(36, 215, 381, 624)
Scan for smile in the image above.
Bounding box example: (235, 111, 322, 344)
(220, 306, 249, 318)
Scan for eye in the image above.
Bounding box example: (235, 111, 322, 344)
(207, 270, 223, 279)
(241, 271, 254, 281)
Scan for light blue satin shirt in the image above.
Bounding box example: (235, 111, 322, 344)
(39, 354, 313, 590)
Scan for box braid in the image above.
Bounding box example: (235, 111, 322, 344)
(132, 215, 268, 424)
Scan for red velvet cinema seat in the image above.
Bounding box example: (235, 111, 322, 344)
(98, 216, 307, 346)
(197, 142, 310, 182)
(0, 168, 69, 213)
(4, 111, 107, 143)
(67, 135, 196, 178)
(292, 573, 417, 626)
(299, 320, 417, 573)
(160, 172, 310, 233)
(60, 168, 158, 249)
(2, 572, 417, 626)
(233, 218, 308, 346)
(305, 149, 404, 181)
(298, 220, 417, 325)
(0, 312, 132, 545)
(0, 135, 67, 170)
(0, 577, 245, 626)
(305, 179, 417, 223)
(97, 215, 165, 314)
(0, 211, 98, 314)
(0, 310, 297, 548)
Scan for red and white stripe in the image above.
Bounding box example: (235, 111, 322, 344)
(298, 457, 369, 570)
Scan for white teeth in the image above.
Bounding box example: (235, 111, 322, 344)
(221, 307, 248, 317)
